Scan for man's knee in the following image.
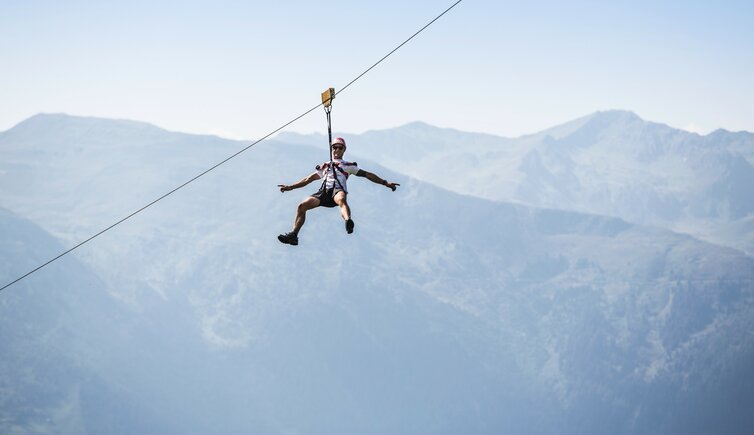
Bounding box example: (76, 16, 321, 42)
(333, 192, 348, 205)
(298, 198, 319, 212)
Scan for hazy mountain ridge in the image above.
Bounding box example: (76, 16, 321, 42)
(0, 207, 182, 434)
(2, 114, 754, 433)
(279, 110, 754, 255)
(0, 113, 238, 245)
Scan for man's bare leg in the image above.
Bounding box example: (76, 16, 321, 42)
(293, 196, 321, 234)
(333, 191, 354, 234)
(333, 191, 351, 221)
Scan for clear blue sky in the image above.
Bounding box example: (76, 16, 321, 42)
(2, 0, 753, 139)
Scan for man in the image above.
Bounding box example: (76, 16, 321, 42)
(277, 137, 399, 246)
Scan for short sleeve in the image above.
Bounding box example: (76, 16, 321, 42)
(343, 162, 360, 175)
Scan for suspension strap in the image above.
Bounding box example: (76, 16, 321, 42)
(320, 88, 344, 192)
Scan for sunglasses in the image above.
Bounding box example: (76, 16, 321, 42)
(332, 145, 345, 150)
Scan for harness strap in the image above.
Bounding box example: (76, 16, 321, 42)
(318, 165, 347, 191)
(320, 104, 345, 193)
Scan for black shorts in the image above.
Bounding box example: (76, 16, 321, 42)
(311, 187, 345, 208)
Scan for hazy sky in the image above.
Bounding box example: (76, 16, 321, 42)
(2, 0, 753, 139)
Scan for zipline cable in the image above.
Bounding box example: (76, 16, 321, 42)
(0, 0, 464, 293)
(335, 0, 463, 98)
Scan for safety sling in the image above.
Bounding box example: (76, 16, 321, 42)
(318, 88, 345, 193)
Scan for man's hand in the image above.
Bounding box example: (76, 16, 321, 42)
(385, 182, 400, 192)
(278, 184, 292, 193)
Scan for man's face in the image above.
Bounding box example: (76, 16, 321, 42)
(331, 144, 345, 159)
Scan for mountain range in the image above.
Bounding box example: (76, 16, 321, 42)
(1, 113, 753, 434)
(280, 110, 754, 256)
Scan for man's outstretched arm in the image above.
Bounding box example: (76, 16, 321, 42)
(278, 172, 321, 192)
(356, 169, 400, 191)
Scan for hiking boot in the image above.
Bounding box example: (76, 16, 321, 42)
(345, 219, 355, 234)
(277, 232, 298, 246)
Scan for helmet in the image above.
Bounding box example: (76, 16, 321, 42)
(331, 137, 346, 148)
